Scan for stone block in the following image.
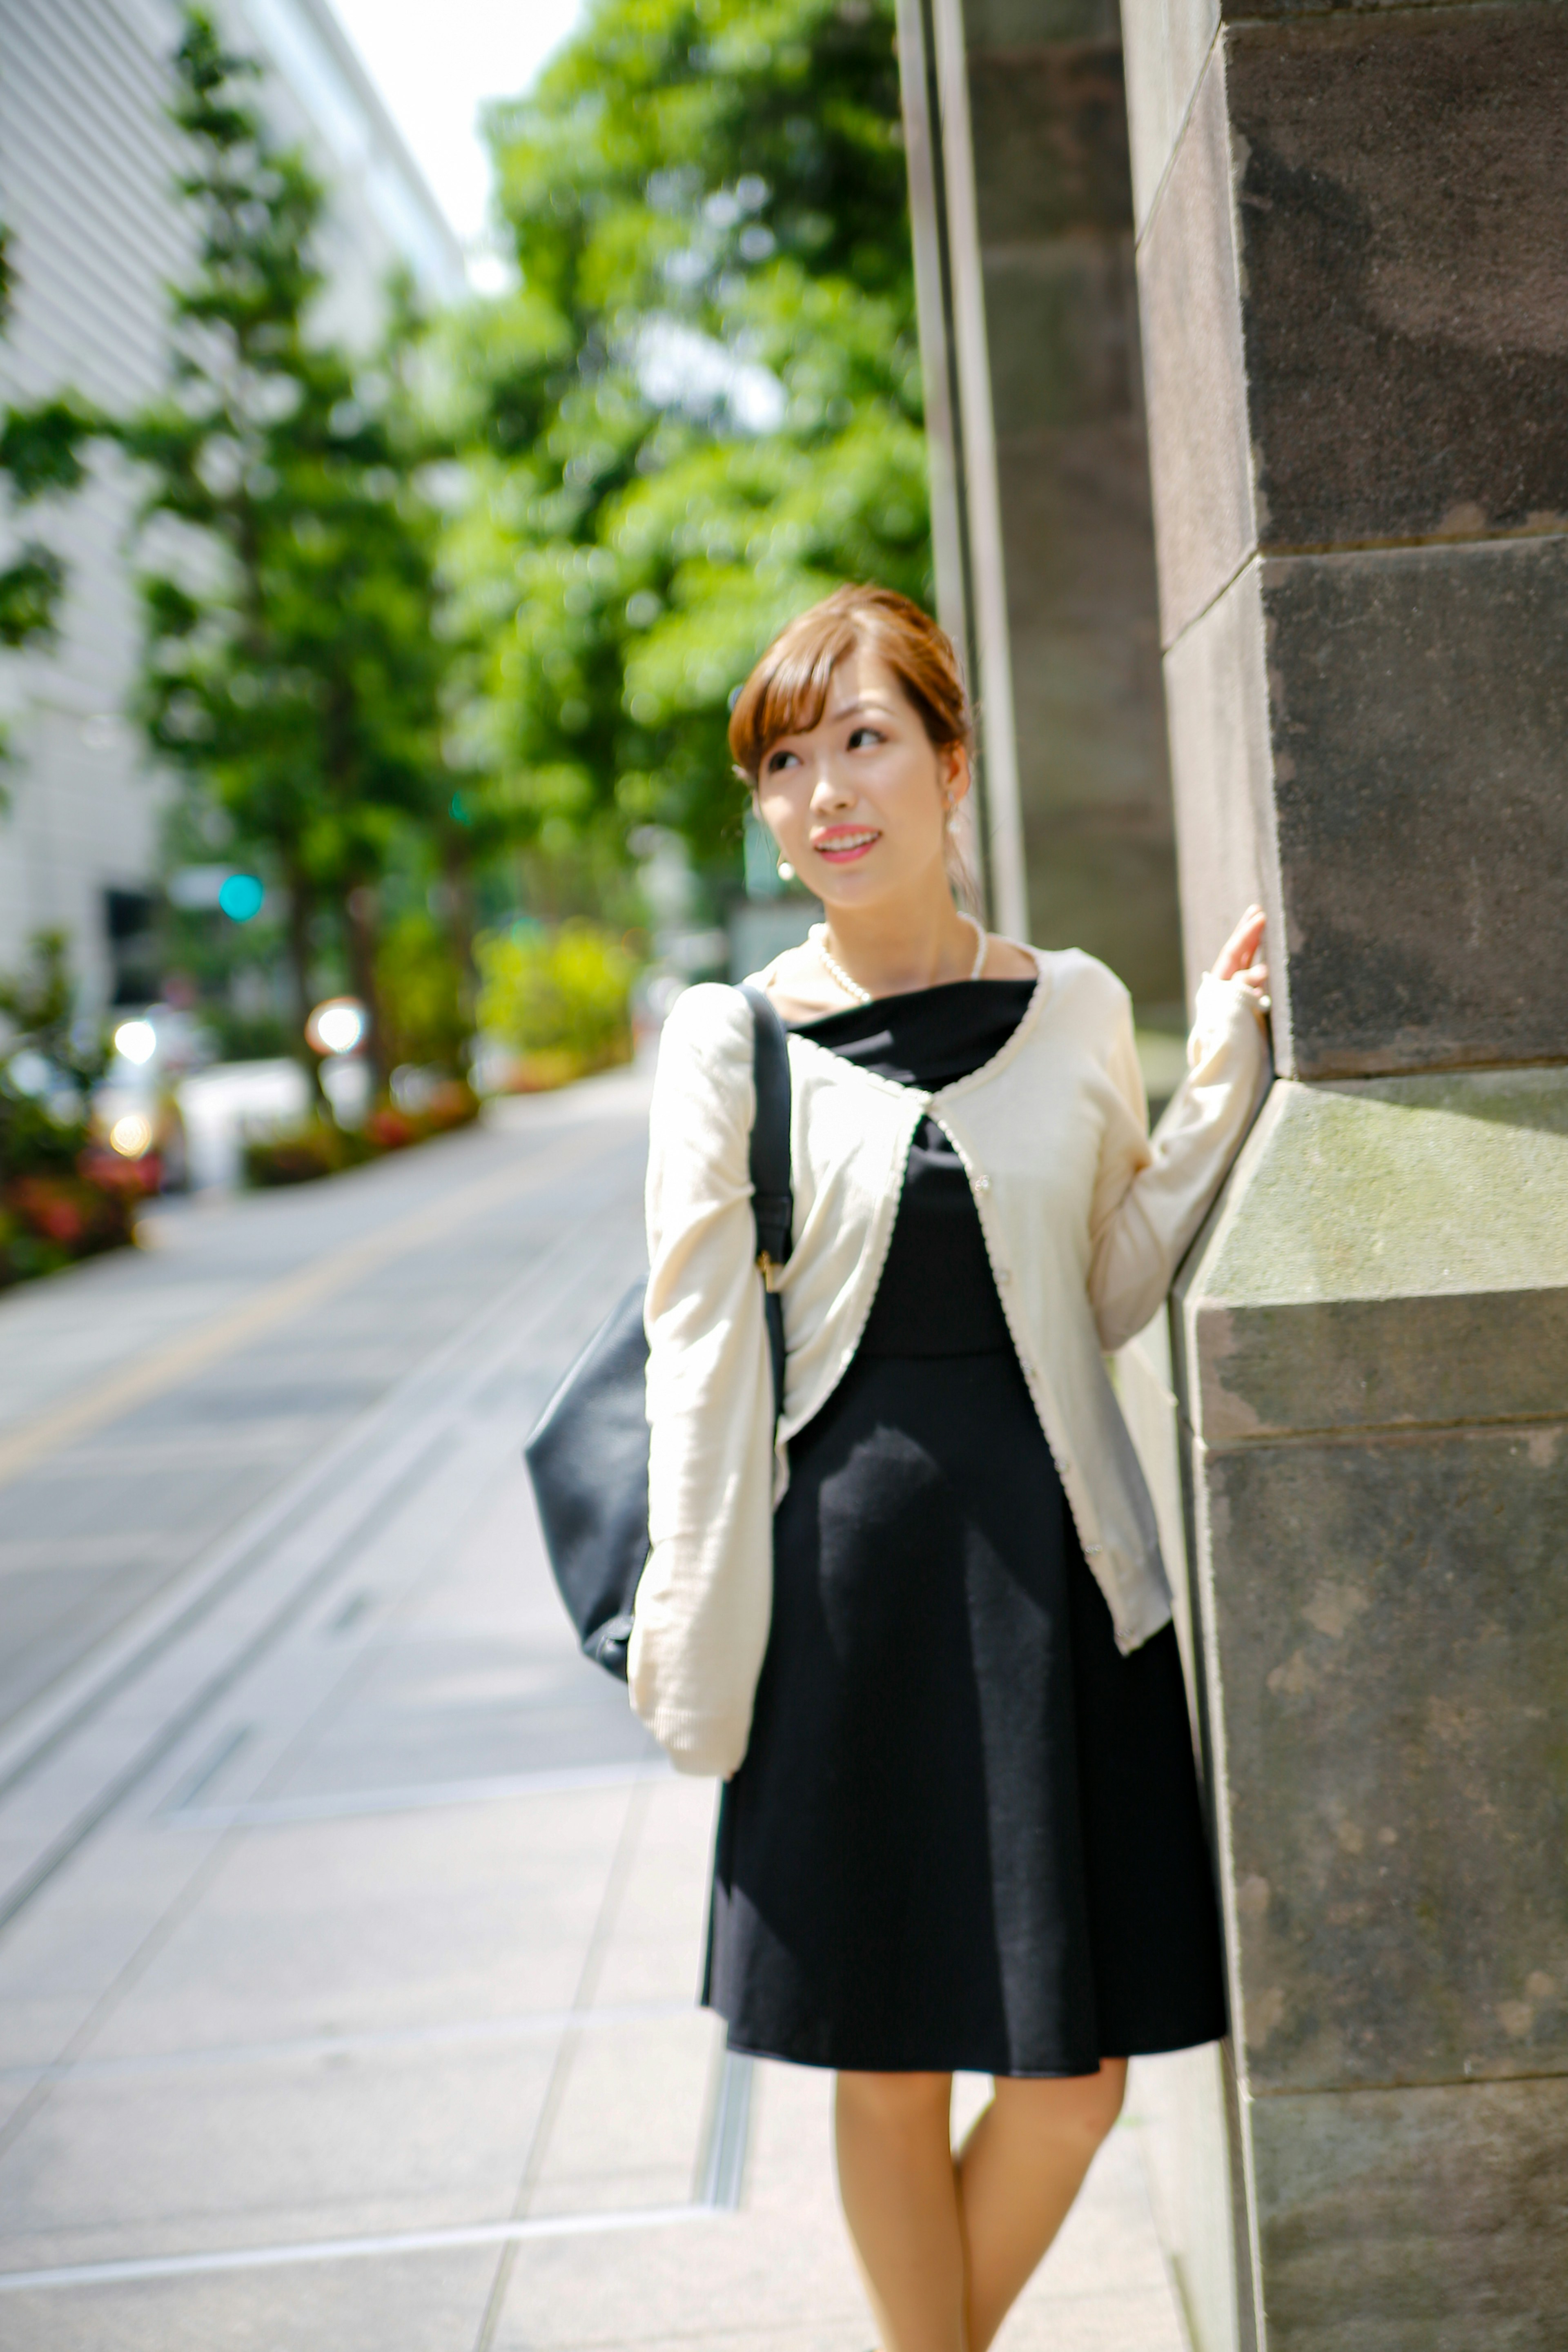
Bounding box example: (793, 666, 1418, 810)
(1260, 535, 1568, 1078)
(1171, 1068, 1568, 2097)
(983, 239, 1140, 435)
(1182, 1069, 1568, 1446)
(1136, 52, 1256, 644)
(1199, 1283, 1568, 1447)
(1160, 559, 1278, 1014)
(1009, 584, 1165, 836)
(1160, 535, 1568, 1077)
(969, 44, 1133, 244)
(963, 0, 1122, 46)
(1120, 0, 1221, 235)
(1219, 0, 1471, 17)
(998, 416, 1164, 631)
(1249, 2076, 1568, 2350)
(993, 403, 1181, 1002)
(1226, 5, 1568, 550)
(1026, 817, 1183, 1006)
(1205, 1417, 1568, 2095)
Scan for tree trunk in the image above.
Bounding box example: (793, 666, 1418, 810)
(284, 873, 325, 1108)
(344, 882, 386, 1092)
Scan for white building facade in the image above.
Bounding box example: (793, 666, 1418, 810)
(0, 0, 463, 1007)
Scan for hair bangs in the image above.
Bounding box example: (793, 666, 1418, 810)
(728, 612, 860, 781)
(727, 584, 972, 782)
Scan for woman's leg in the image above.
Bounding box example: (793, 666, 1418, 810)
(833, 2060, 1126, 2352)
(834, 2071, 966, 2352)
(955, 2060, 1127, 2352)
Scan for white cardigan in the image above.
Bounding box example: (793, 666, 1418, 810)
(630, 948, 1268, 1776)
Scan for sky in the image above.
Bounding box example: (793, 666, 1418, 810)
(327, 0, 587, 263)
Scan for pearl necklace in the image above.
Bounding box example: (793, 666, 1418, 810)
(809, 912, 989, 1006)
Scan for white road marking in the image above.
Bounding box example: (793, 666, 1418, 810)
(0, 2203, 715, 2294)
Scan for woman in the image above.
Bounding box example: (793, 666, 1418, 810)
(630, 586, 1268, 2352)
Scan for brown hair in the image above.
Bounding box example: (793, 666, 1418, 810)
(727, 585, 972, 782)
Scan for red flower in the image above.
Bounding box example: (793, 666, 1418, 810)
(365, 1108, 416, 1150)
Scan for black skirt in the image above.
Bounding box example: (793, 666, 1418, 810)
(703, 981, 1227, 2077)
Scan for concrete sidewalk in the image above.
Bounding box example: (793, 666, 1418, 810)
(0, 1077, 1189, 2349)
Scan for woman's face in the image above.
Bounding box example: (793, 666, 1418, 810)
(753, 649, 967, 914)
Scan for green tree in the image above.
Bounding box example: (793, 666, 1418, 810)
(442, 0, 927, 896)
(0, 228, 99, 773)
(475, 922, 636, 1071)
(123, 11, 462, 1087)
(0, 928, 107, 1098)
(0, 929, 107, 1189)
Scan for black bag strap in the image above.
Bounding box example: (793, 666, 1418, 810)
(737, 980, 793, 1420)
(739, 981, 792, 1271)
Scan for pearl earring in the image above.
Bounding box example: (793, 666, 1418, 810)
(777, 860, 795, 882)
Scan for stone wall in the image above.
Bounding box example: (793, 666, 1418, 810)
(899, 0, 1183, 1010)
(1117, 1, 1568, 2341)
(967, 0, 1180, 1005)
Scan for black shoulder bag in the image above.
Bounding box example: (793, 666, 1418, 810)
(523, 983, 793, 1680)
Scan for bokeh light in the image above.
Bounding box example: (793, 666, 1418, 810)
(109, 1113, 155, 1158)
(218, 872, 265, 922)
(305, 998, 368, 1056)
(113, 1020, 157, 1065)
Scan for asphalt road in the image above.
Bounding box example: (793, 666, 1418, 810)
(0, 1067, 1188, 2351)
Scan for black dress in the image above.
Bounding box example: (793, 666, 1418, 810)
(702, 980, 1227, 2077)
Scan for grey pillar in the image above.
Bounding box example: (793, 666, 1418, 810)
(1114, 4, 1568, 2343)
(898, 0, 1181, 1011)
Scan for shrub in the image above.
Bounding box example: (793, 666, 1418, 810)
(1, 1082, 87, 1183)
(474, 922, 635, 1089)
(362, 1078, 478, 1151)
(0, 929, 105, 1191)
(0, 929, 146, 1288)
(243, 1081, 479, 1188)
(0, 1170, 141, 1285)
(242, 1116, 373, 1188)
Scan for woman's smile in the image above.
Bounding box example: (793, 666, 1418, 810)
(814, 826, 881, 864)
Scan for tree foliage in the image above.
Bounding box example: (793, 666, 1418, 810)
(0, 929, 105, 1094)
(122, 11, 465, 1080)
(443, 0, 927, 891)
(0, 929, 107, 1202)
(0, 229, 100, 768)
(475, 922, 636, 1068)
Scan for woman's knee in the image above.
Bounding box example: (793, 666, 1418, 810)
(837, 2069, 953, 2137)
(994, 2058, 1126, 2151)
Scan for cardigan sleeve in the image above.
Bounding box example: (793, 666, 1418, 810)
(628, 985, 777, 1778)
(1087, 971, 1269, 1352)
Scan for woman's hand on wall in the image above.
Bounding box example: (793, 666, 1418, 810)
(1211, 905, 1270, 1016)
